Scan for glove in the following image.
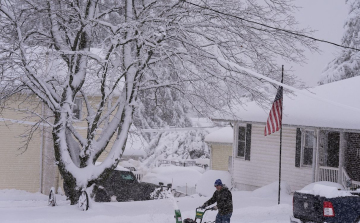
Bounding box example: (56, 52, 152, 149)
(211, 206, 218, 210)
(199, 204, 206, 209)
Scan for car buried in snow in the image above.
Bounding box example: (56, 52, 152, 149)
(290, 181, 360, 223)
(64, 168, 160, 202)
(93, 169, 160, 202)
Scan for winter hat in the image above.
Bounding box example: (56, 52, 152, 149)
(214, 179, 223, 186)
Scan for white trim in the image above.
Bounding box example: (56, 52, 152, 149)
(236, 124, 250, 159)
(315, 129, 320, 182)
(141, 126, 218, 132)
(312, 130, 317, 182)
(232, 122, 238, 186)
(206, 142, 232, 145)
(301, 130, 315, 168)
(211, 119, 360, 134)
(39, 102, 44, 193)
(210, 146, 213, 170)
(338, 132, 346, 184)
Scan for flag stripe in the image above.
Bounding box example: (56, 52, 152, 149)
(273, 102, 279, 131)
(264, 86, 283, 136)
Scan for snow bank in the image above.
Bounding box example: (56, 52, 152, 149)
(0, 189, 47, 201)
(252, 181, 291, 198)
(142, 166, 202, 187)
(196, 170, 231, 197)
(297, 181, 353, 198)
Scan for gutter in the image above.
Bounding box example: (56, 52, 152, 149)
(210, 118, 360, 134)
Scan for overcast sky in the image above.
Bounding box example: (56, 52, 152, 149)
(291, 0, 348, 87)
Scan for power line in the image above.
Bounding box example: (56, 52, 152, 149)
(183, 0, 360, 52)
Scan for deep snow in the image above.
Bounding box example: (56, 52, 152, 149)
(0, 183, 293, 223)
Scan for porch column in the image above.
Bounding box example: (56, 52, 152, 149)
(315, 129, 320, 182)
(338, 132, 346, 184)
(232, 122, 239, 187)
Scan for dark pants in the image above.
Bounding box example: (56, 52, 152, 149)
(215, 213, 232, 223)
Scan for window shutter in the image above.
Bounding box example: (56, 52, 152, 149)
(295, 128, 301, 167)
(245, 124, 252, 161)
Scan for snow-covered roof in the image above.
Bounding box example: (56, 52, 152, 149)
(204, 127, 233, 143)
(212, 76, 360, 131)
(122, 149, 146, 157)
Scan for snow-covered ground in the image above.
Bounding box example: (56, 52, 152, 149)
(0, 184, 293, 223)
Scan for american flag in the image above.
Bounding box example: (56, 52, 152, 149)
(264, 86, 283, 136)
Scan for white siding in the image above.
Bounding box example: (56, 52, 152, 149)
(233, 124, 313, 191)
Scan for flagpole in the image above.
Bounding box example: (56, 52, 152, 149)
(278, 65, 284, 205)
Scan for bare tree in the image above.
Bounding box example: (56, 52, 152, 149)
(0, 0, 316, 204)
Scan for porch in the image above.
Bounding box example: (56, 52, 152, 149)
(313, 130, 360, 189)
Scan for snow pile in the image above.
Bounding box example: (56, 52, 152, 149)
(252, 181, 291, 198)
(142, 166, 202, 188)
(297, 181, 353, 198)
(196, 170, 231, 197)
(0, 189, 48, 201)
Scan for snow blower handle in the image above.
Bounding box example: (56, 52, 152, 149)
(210, 206, 217, 211)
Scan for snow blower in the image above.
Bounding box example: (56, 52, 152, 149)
(181, 207, 215, 223)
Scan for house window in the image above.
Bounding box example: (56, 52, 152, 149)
(73, 98, 82, 119)
(237, 126, 246, 157)
(302, 131, 314, 166)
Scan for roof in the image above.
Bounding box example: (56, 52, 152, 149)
(212, 76, 360, 131)
(204, 127, 233, 143)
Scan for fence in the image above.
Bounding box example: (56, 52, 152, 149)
(174, 185, 197, 196)
(341, 167, 360, 190)
(157, 159, 208, 169)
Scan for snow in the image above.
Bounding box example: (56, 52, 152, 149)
(122, 149, 146, 157)
(195, 158, 210, 166)
(252, 181, 291, 198)
(95, 162, 129, 171)
(213, 75, 360, 131)
(142, 166, 203, 188)
(0, 185, 294, 223)
(196, 170, 232, 197)
(297, 181, 353, 198)
(204, 127, 233, 144)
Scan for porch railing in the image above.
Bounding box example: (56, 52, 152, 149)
(318, 166, 338, 183)
(341, 167, 360, 190)
(133, 171, 144, 182)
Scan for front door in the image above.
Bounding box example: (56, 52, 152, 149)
(327, 132, 340, 167)
(346, 133, 360, 181)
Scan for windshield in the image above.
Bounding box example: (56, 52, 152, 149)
(120, 172, 135, 181)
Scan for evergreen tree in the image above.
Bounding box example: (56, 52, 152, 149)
(320, 0, 360, 84)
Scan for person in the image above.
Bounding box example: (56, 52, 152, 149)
(200, 179, 233, 223)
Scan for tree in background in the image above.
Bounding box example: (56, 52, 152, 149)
(0, 0, 315, 204)
(320, 0, 360, 84)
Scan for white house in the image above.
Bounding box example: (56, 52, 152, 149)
(211, 76, 360, 191)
